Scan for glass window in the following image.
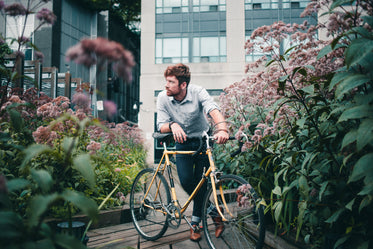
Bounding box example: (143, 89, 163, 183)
(193, 0, 225, 12)
(192, 36, 226, 62)
(156, 0, 188, 13)
(155, 38, 189, 64)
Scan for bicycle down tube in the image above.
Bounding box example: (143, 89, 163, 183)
(153, 136, 229, 222)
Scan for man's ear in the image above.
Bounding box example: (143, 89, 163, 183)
(180, 82, 187, 89)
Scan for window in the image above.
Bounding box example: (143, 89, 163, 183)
(156, 0, 226, 63)
(156, 0, 189, 14)
(6, 14, 35, 60)
(245, 0, 278, 10)
(283, 0, 309, 8)
(253, 3, 261, 9)
(156, 38, 189, 64)
(192, 36, 226, 63)
(193, 0, 226, 12)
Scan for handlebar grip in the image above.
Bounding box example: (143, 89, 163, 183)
(230, 141, 243, 157)
(192, 136, 205, 157)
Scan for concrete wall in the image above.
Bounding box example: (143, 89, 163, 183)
(139, 0, 246, 164)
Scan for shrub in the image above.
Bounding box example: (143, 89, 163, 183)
(216, 1, 373, 248)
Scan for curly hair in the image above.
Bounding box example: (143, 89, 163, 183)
(164, 63, 191, 86)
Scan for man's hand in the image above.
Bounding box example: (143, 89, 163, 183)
(170, 122, 187, 143)
(214, 130, 229, 144)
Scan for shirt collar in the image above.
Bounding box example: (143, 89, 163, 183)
(170, 88, 192, 104)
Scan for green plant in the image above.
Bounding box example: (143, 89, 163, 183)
(216, 1, 372, 248)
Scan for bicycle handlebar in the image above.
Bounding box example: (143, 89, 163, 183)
(152, 132, 245, 157)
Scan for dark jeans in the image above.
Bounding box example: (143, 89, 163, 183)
(176, 139, 208, 222)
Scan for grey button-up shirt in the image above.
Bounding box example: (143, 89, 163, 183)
(157, 84, 220, 137)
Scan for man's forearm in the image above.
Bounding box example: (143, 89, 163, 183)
(210, 109, 228, 131)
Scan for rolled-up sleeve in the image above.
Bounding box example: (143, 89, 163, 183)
(198, 88, 220, 116)
(156, 94, 171, 131)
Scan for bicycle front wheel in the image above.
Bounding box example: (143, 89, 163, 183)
(130, 168, 171, 241)
(202, 174, 265, 249)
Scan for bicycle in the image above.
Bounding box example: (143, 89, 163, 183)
(129, 131, 266, 249)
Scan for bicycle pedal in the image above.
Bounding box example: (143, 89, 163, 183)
(152, 201, 162, 209)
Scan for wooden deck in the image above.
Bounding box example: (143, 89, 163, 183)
(87, 218, 211, 249)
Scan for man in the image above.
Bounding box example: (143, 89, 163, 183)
(157, 63, 229, 242)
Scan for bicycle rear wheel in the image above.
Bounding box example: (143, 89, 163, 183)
(130, 168, 171, 241)
(202, 174, 265, 249)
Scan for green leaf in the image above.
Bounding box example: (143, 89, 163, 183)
(349, 153, 373, 183)
(362, 16, 373, 28)
(317, 44, 332, 60)
(6, 178, 30, 192)
(359, 195, 372, 213)
(296, 117, 307, 129)
(61, 190, 98, 220)
(341, 130, 357, 149)
(296, 201, 307, 240)
(345, 38, 373, 69)
(31, 169, 53, 193)
(21, 144, 52, 170)
(272, 186, 282, 196)
(302, 85, 314, 95)
(345, 198, 355, 211)
(357, 119, 373, 151)
(325, 208, 345, 223)
(329, 71, 351, 90)
(8, 109, 24, 132)
(273, 201, 283, 223)
(73, 153, 96, 188)
(358, 182, 373, 196)
(335, 74, 371, 98)
(319, 182, 328, 201)
(330, 0, 354, 10)
(54, 233, 87, 249)
(299, 175, 309, 198)
(63, 137, 75, 153)
(334, 236, 349, 249)
(28, 193, 60, 227)
(0, 211, 24, 241)
(338, 105, 373, 122)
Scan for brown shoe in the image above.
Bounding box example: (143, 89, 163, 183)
(212, 207, 225, 238)
(190, 225, 201, 242)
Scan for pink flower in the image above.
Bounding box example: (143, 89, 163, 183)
(86, 141, 101, 154)
(33, 126, 58, 146)
(65, 37, 135, 81)
(35, 51, 44, 62)
(36, 8, 56, 25)
(103, 100, 117, 118)
(72, 92, 90, 109)
(114, 168, 122, 172)
(0, 1, 5, 11)
(4, 3, 27, 16)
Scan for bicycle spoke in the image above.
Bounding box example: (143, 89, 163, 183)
(130, 168, 171, 241)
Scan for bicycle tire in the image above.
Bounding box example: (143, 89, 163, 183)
(130, 168, 171, 241)
(202, 174, 265, 249)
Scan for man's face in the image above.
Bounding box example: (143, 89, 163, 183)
(165, 76, 182, 96)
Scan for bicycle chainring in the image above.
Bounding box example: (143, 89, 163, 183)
(167, 204, 181, 229)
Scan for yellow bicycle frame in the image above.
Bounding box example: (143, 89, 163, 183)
(141, 139, 229, 222)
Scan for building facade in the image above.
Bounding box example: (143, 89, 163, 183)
(139, 0, 316, 163)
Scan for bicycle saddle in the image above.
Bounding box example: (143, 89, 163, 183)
(153, 132, 173, 142)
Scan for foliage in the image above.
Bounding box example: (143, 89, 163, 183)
(75, 0, 141, 27)
(0, 107, 98, 249)
(215, 0, 372, 248)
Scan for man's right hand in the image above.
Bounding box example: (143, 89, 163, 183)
(170, 122, 187, 143)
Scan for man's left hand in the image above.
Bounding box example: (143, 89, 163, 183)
(214, 130, 229, 144)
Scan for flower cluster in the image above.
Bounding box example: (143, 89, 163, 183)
(36, 8, 56, 25)
(65, 37, 135, 82)
(236, 184, 254, 208)
(86, 141, 101, 154)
